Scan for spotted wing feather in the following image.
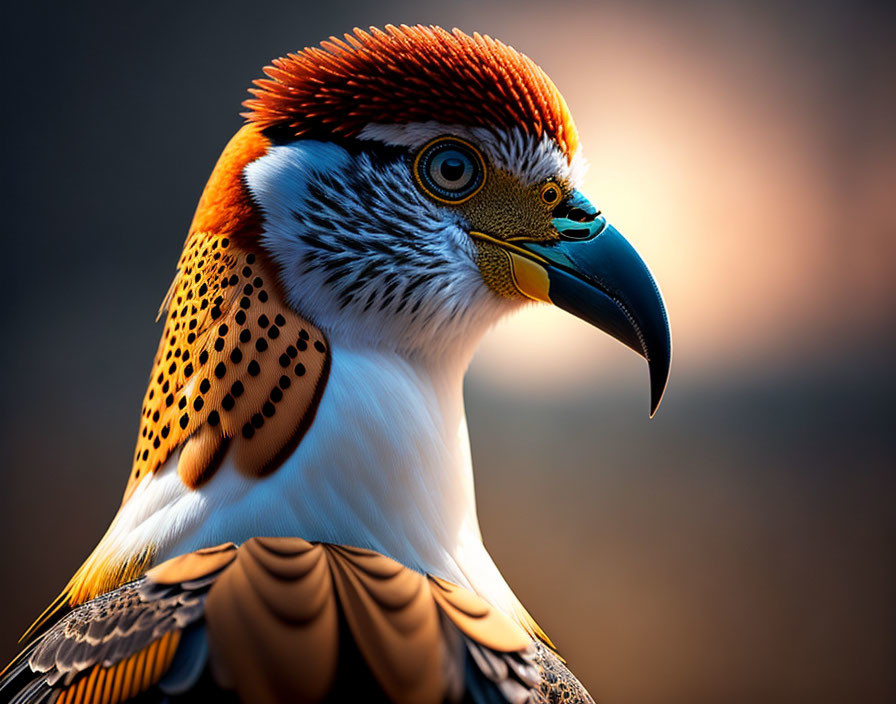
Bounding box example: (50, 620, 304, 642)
(126, 227, 330, 501)
(123, 124, 331, 506)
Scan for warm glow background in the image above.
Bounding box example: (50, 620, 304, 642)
(1, 2, 893, 703)
(472, 3, 894, 389)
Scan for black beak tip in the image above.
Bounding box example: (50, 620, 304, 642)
(647, 337, 671, 418)
(648, 361, 669, 417)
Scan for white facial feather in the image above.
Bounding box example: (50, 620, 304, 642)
(245, 140, 515, 360)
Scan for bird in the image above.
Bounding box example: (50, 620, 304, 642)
(1, 24, 670, 704)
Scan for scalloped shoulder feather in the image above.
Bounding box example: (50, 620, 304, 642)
(1, 539, 594, 704)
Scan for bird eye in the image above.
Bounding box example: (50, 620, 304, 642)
(414, 138, 485, 203)
(540, 182, 562, 205)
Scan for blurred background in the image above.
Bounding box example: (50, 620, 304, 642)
(1, 1, 893, 702)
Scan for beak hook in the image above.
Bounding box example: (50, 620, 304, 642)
(489, 189, 672, 415)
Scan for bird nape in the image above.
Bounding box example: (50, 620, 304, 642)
(1, 24, 670, 704)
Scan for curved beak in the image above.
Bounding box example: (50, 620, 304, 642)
(474, 191, 671, 415)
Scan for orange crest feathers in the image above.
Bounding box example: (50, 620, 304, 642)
(243, 24, 579, 158)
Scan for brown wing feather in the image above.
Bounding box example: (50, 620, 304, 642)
(429, 577, 531, 653)
(204, 537, 340, 700)
(1, 546, 232, 704)
(326, 544, 444, 704)
(51, 630, 180, 704)
(203, 538, 537, 704)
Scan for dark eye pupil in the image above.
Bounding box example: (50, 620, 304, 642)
(416, 139, 484, 201)
(440, 158, 465, 182)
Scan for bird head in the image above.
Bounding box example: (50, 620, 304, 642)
(31, 25, 674, 618)
(205, 25, 672, 413)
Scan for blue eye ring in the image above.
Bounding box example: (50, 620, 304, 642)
(414, 137, 486, 203)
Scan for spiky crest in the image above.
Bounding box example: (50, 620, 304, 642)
(244, 24, 579, 158)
